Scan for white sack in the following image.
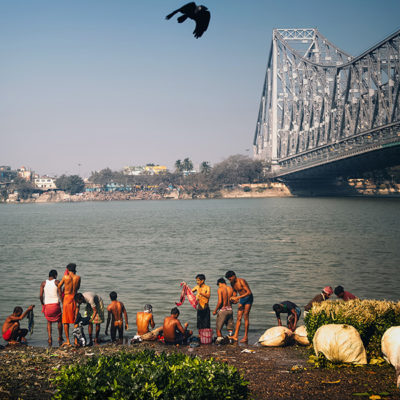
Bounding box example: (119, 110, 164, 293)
(258, 326, 293, 347)
(381, 326, 400, 388)
(294, 325, 310, 346)
(313, 324, 367, 364)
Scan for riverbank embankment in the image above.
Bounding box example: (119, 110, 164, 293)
(3, 179, 400, 204)
(0, 342, 398, 400)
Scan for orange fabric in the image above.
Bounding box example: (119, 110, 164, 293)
(62, 294, 76, 324)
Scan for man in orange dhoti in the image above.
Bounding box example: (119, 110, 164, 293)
(58, 263, 81, 346)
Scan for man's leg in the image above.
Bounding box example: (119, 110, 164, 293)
(110, 325, 117, 342)
(117, 326, 124, 344)
(47, 321, 52, 345)
(62, 323, 71, 346)
(8, 322, 20, 344)
(232, 306, 244, 341)
(95, 324, 101, 344)
(57, 321, 63, 344)
(88, 322, 93, 345)
(16, 328, 28, 343)
(240, 303, 252, 343)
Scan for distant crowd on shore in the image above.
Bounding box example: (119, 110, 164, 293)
(1, 263, 356, 347)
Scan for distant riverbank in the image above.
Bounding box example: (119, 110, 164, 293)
(3, 179, 400, 204)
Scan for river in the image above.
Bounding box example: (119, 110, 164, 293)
(0, 198, 399, 346)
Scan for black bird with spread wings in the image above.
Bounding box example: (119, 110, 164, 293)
(166, 2, 211, 39)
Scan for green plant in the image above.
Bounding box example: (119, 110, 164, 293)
(52, 350, 249, 400)
(304, 300, 400, 358)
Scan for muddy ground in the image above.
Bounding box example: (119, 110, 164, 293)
(0, 342, 398, 399)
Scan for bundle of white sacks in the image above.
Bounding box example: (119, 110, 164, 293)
(258, 325, 310, 347)
(381, 326, 400, 388)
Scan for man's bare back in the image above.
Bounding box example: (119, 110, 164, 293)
(58, 273, 80, 296)
(108, 301, 127, 328)
(136, 312, 154, 335)
(163, 315, 186, 343)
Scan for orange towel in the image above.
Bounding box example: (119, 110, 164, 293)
(62, 294, 76, 324)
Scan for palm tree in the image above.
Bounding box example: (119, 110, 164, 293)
(182, 158, 194, 172)
(175, 159, 183, 172)
(200, 161, 211, 174)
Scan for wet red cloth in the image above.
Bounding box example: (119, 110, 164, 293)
(43, 303, 62, 322)
(2, 328, 12, 341)
(175, 282, 198, 309)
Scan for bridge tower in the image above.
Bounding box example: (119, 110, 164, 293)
(254, 28, 400, 179)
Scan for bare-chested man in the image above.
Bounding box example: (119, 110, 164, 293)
(163, 307, 192, 345)
(2, 305, 34, 344)
(136, 304, 163, 340)
(212, 278, 234, 340)
(105, 291, 128, 343)
(225, 270, 253, 343)
(58, 263, 81, 346)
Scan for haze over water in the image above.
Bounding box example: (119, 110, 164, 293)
(0, 197, 399, 346)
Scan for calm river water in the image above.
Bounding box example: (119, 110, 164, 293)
(0, 198, 399, 346)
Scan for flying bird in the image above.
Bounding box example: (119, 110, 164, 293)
(166, 2, 211, 39)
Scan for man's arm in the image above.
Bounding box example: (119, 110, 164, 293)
(176, 320, 187, 335)
(213, 288, 223, 315)
(57, 277, 65, 299)
(105, 310, 111, 335)
(150, 314, 155, 329)
(122, 303, 128, 330)
(12, 305, 35, 321)
(39, 282, 45, 306)
(291, 309, 298, 331)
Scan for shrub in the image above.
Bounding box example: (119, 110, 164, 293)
(52, 350, 249, 400)
(305, 300, 400, 358)
(243, 186, 252, 192)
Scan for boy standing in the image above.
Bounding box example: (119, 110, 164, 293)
(212, 278, 234, 340)
(58, 263, 81, 346)
(192, 274, 211, 331)
(2, 305, 35, 344)
(105, 291, 128, 343)
(225, 270, 253, 343)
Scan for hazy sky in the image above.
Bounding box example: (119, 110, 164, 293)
(1, 0, 400, 177)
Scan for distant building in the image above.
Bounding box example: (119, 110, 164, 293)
(123, 166, 145, 176)
(35, 176, 57, 190)
(17, 166, 33, 181)
(123, 165, 168, 175)
(144, 165, 167, 175)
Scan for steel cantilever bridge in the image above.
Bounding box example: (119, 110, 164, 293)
(253, 28, 400, 181)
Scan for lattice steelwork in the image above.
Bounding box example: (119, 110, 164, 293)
(253, 28, 400, 177)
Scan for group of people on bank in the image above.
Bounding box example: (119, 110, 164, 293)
(1, 264, 254, 346)
(273, 285, 357, 332)
(2, 263, 355, 346)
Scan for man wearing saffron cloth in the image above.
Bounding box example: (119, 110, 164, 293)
(58, 263, 81, 346)
(40, 269, 63, 345)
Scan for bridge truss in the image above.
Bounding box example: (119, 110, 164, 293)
(253, 28, 400, 179)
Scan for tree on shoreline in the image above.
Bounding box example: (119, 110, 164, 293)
(55, 175, 85, 194)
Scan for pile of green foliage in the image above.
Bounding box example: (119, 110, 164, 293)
(304, 299, 400, 358)
(52, 350, 249, 400)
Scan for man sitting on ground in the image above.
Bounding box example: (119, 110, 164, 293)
(136, 304, 162, 341)
(2, 305, 34, 344)
(334, 285, 357, 301)
(163, 307, 192, 345)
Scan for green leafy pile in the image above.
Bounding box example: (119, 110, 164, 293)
(305, 299, 400, 358)
(52, 350, 249, 400)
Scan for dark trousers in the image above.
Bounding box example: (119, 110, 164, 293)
(197, 305, 210, 329)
